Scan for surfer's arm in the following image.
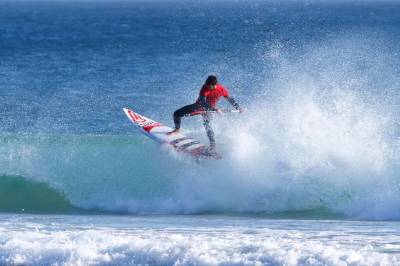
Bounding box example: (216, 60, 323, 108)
(199, 95, 217, 111)
(226, 96, 241, 110)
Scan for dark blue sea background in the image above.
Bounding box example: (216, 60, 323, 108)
(1, 0, 399, 134)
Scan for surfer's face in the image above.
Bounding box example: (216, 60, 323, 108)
(208, 84, 216, 89)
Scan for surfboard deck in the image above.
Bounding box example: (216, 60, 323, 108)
(123, 108, 221, 160)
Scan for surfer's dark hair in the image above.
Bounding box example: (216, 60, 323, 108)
(205, 75, 218, 85)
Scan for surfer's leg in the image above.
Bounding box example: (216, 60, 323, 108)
(173, 104, 198, 129)
(202, 113, 215, 148)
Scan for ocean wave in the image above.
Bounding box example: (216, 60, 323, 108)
(0, 175, 73, 213)
(1, 83, 399, 221)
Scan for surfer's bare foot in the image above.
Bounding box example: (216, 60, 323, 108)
(167, 129, 180, 135)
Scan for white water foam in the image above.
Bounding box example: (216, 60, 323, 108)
(0, 215, 399, 266)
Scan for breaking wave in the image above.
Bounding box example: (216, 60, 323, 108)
(1, 87, 399, 220)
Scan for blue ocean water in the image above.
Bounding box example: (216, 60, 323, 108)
(1, 0, 400, 264)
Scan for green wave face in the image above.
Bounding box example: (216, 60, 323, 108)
(0, 175, 74, 213)
(0, 132, 398, 220)
(0, 134, 178, 215)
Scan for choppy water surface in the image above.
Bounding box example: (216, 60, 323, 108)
(1, 214, 399, 265)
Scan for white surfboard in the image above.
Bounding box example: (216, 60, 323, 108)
(123, 108, 221, 159)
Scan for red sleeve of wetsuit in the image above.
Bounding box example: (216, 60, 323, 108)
(220, 85, 229, 97)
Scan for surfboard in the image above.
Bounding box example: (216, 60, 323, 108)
(123, 108, 221, 159)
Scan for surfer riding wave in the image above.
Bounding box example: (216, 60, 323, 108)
(169, 75, 243, 154)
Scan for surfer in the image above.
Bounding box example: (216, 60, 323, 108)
(169, 75, 243, 153)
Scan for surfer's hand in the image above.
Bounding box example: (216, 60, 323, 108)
(215, 108, 223, 114)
